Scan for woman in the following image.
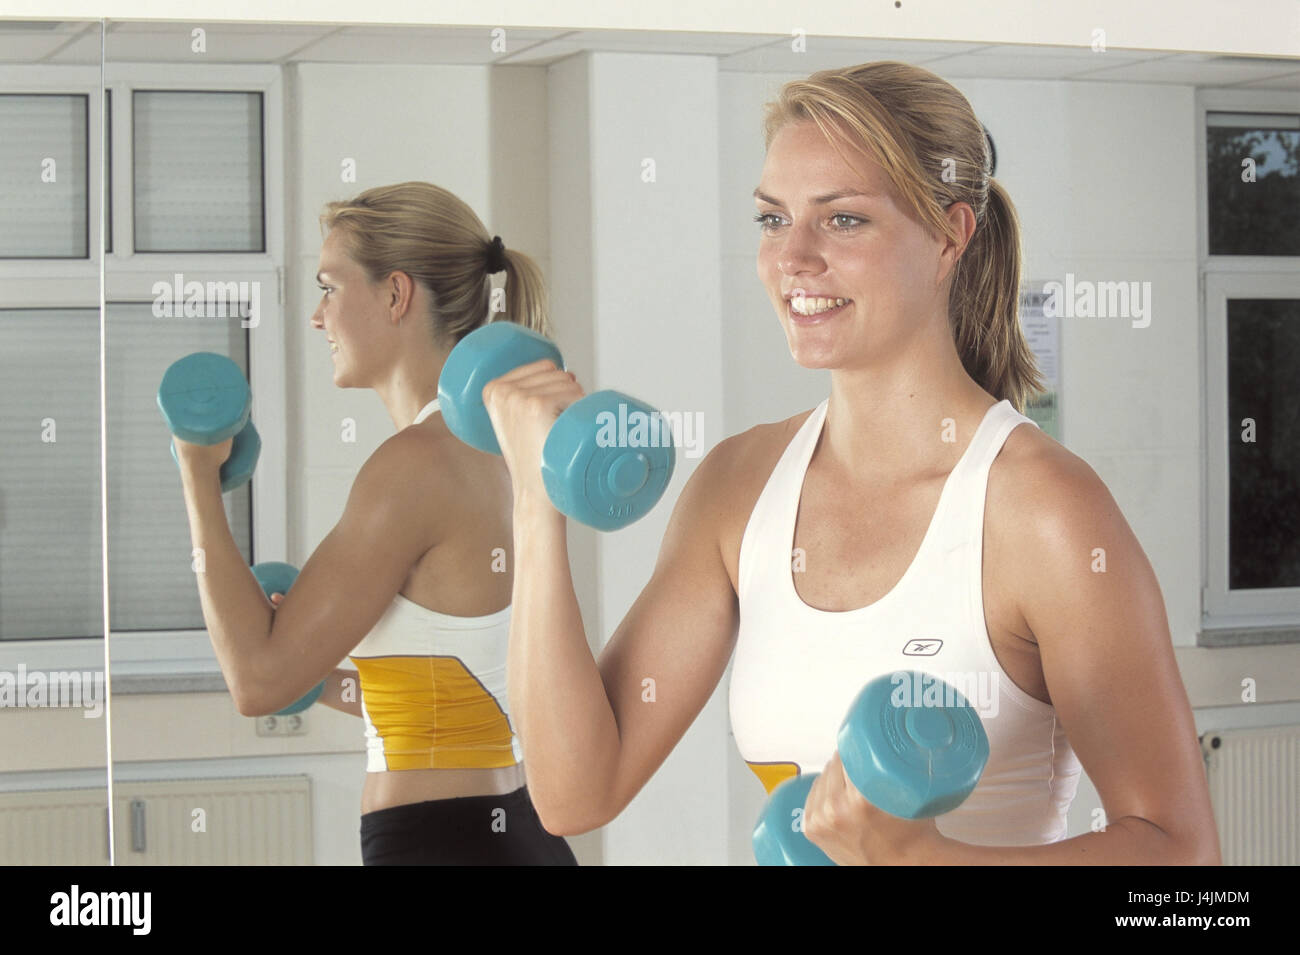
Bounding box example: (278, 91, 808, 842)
(482, 63, 1221, 864)
(172, 181, 577, 866)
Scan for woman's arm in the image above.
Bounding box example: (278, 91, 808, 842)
(805, 445, 1222, 865)
(484, 362, 743, 835)
(174, 429, 443, 717)
(267, 592, 363, 718)
(978, 450, 1220, 863)
(510, 443, 743, 835)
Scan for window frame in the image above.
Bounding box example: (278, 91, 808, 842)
(1197, 87, 1300, 637)
(0, 62, 287, 678)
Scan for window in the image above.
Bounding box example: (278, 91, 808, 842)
(1205, 111, 1299, 256)
(1200, 90, 1300, 638)
(0, 65, 102, 662)
(132, 90, 265, 253)
(0, 93, 89, 258)
(0, 307, 102, 641)
(0, 64, 285, 676)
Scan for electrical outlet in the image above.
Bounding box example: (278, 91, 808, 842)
(254, 713, 309, 737)
(282, 713, 308, 736)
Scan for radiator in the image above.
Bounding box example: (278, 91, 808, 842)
(0, 788, 109, 865)
(0, 776, 312, 866)
(1201, 726, 1299, 865)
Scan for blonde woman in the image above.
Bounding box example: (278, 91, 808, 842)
(173, 182, 577, 865)
(482, 63, 1220, 864)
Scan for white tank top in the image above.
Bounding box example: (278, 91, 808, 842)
(729, 398, 1082, 846)
(349, 398, 522, 773)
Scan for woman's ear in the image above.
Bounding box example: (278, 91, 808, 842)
(936, 201, 977, 286)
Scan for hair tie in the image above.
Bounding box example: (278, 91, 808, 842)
(484, 235, 507, 274)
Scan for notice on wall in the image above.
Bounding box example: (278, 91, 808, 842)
(1019, 284, 1061, 441)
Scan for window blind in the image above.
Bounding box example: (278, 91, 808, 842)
(132, 90, 264, 253)
(0, 94, 88, 258)
(0, 308, 102, 639)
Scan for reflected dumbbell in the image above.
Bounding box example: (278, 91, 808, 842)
(250, 561, 325, 717)
(157, 352, 261, 492)
(752, 670, 990, 866)
(437, 322, 675, 531)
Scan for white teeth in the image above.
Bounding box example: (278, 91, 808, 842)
(790, 296, 848, 316)
(330, 342, 339, 352)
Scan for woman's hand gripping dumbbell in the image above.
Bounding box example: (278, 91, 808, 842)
(157, 352, 261, 491)
(752, 670, 990, 865)
(438, 323, 676, 531)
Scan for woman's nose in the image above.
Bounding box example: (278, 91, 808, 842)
(778, 222, 824, 275)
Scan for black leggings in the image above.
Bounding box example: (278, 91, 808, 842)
(360, 786, 578, 866)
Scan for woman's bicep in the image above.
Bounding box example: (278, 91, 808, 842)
(595, 447, 741, 820)
(1020, 463, 1218, 863)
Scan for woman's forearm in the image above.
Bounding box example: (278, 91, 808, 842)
(925, 816, 1217, 865)
(180, 464, 273, 709)
(508, 491, 622, 833)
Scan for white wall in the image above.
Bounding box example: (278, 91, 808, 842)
(286, 63, 494, 552)
(565, 52, 732, 865)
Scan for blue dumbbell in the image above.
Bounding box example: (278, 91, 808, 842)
(250, 562, 325, 716)
(157, 352, 261, 492)
(752, 670, 990, 866)
(437, 322, 676, 531)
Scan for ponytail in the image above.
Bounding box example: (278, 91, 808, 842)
(493, 244, 551, 338)
(948, 178, 1043, 412)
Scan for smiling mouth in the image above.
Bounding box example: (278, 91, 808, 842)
(788, 296, 852, 321)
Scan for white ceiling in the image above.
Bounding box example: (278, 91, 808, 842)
(0, 19, 1296, 90)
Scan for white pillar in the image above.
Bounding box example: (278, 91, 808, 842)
(548, 51, 729, 865)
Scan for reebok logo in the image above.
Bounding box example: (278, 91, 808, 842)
(902, 639, 943, 656)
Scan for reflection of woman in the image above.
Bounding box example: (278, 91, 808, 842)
(173, 181, 576, 865)
(486, 62, 1221, 864)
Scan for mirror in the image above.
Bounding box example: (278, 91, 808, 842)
(0, 19, 109, 865)
(95, 18, 1299, 866)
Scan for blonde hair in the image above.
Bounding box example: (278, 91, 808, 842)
(763, 62, 1043, 411)
(320, 181, 550, 346)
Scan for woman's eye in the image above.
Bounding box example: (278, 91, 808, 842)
(753, 213, 784, 230)
(832, 214, 865, 229)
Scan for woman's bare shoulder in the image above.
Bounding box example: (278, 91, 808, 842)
(694, 408, 818, 501)
(687, 408, 819, 576)
(355, 418, 507, 543)
(987, 418, 1131, 560)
